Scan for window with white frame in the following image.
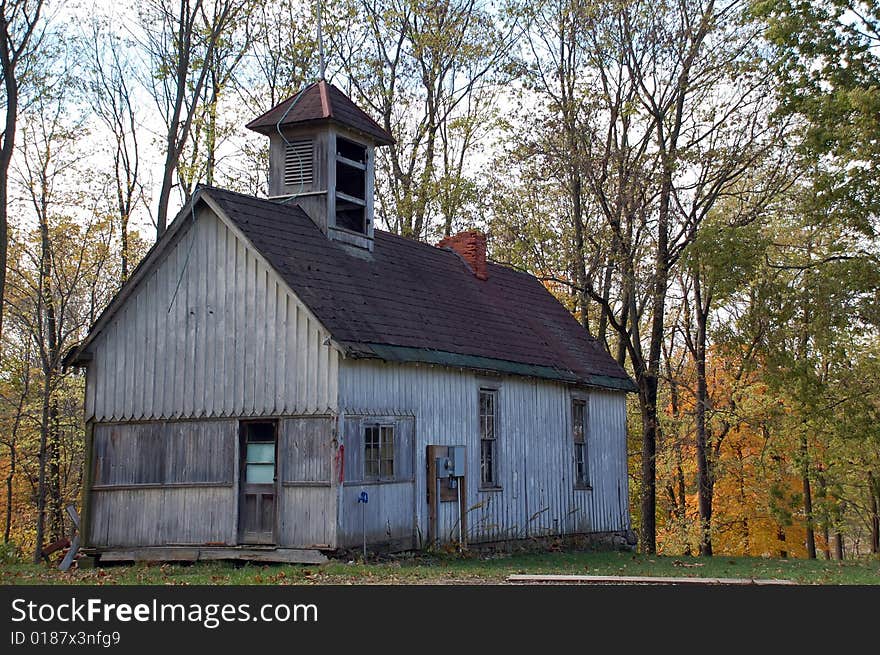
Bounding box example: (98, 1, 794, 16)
(572, 398, 590, 487)
(364, 424, 394, 480)
(479, 389, 498, 487)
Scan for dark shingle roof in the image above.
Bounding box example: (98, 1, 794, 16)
(245, 80, 394, 145)
(206, 187, 634, 391)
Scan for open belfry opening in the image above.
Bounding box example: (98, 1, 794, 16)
(334, 136, 368, 232)
(246, 79, 394, 252)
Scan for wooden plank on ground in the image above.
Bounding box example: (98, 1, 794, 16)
(41, 537, 70, 558)
(507, 574, 797, 586)
(59, 536, 80, 572)
(97, 547, 327, 564)
(100, 548, 201, 562)
(197, 548, 328, 564)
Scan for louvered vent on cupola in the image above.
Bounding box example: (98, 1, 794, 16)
(283, 138, 313, 188)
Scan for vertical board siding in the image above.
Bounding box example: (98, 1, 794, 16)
(339, 361, 629, 546)
(277, 417, 334, 547)
(588, 390, 631, 533)
(339, 416, 415, 547)
(279, 418, 331, 483)
(89, 420, 237, 547)
(278, 486, 332, 547)
(339, 483, 415, 546)
(85, 208, 339, 422)
(92, 421, 234, 486)
(90, 488, 235, 547)
(89, 417, 341, 550)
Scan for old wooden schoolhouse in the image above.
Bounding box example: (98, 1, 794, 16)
(66, 81, 637, 562)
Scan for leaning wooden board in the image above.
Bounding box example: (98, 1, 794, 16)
(507, 574, 796, 585)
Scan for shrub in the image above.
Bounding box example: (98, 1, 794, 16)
(0, 541, 23, 564)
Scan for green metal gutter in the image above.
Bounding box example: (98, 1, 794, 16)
(341, 342, 639, 393)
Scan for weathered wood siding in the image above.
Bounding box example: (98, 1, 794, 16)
(338, 416, 415, 547)
(84, 207, 338, 422)
(338, 361, 630, 546)
(90, 487, 235, 548)
(278, 417, 335, 548)
(93, 422, 234, 486)
(89, 417, 339, 549)
(339, 483, 415, 547)
(89, 421, 237, 547)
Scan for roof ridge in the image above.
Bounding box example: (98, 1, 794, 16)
(319, 80, 331, 117)
(71, 186, 635, 390)
(202, 185, 305, 211)
(244, 82, 319, 131)
(246, 81, 394, 144)
(201, 190, 577, 285)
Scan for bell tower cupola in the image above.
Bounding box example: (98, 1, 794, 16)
(246, 81, 393, 251)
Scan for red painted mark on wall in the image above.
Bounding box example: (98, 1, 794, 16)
(335, 444, 345, 483)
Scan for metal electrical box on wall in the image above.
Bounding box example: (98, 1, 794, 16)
(447, 445, 465, 477)
(426, 444, 467, 503)
(426, 444, 469, 546)
(434, 445, 466, 480)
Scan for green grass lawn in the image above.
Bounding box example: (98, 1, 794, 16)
(2, 549, 879, 585)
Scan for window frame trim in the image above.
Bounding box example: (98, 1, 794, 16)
(362, 421, 397, 482)
(478, 384, 502, 491)
(570, 393, 592, 490)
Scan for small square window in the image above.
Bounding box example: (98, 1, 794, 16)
(364, 424, 395, 481)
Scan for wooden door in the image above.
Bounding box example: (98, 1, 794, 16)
(239, 421, 278, 545)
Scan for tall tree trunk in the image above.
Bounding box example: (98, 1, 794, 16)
(597, 263, 613, 346)
(676, 455, 688, 555)
(48, 398, 63, 541)
(3, 436, 13, 543)
(640, 167, 671, 556)
(556, 14, 589, 333)
(615, 213, 637, 369)
(116, 180, 131, 283)
(156, 0, 198, 237)
(1, 0, 44, 365)
(0, 30, 17, 358)
(570, 171, 589, 331)
(834, 531, 843, 560)
(639, 374, 659, 554)
(801, 436, 816, 559)
(157, 146, 177, 237)
(822, 524, 831, 560)
(817, 471, 831, 560)
(663, 356, 688, 551)
(615, 288, 631, 368)
(736, 443, 749, 554)
(868, 470, 879, 555)
(4, 362, 28, 543)
(33, 185, 59, 561)
(777, 524, 787, 559)
(120, 216, 129, 283)
(694, 273, 712, 556)
(33, 375, 51, 563)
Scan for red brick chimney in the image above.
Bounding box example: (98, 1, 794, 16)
(438, 230, 488, 280)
